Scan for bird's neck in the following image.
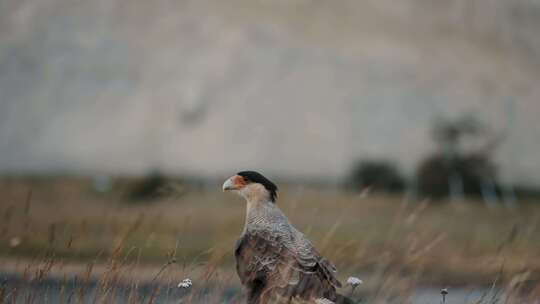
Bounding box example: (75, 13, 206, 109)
(244, 198, 276, 232)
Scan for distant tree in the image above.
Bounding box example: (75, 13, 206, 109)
(416, 114, 501, 202)
(417, 152, 497, 198)
(346, 160, 405, 193)
(126, 172, 167, 202)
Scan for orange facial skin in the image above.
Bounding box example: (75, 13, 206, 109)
(231, 175, 247, 189)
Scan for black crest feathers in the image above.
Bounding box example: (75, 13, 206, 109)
(237, 171, 278, 202)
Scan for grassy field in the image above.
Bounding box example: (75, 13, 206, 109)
(1, 176, 539, 303)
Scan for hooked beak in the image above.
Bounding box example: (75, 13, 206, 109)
(223, 175, 247, 191)
(222, 177, 236, 191)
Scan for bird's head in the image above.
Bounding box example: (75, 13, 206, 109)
(222, 171, 278, 203)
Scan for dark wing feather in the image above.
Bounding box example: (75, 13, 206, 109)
(319, 257, 342, 288)
(235, 230, 340, 302)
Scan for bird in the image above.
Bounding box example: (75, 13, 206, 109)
(222, 171, 352, 304)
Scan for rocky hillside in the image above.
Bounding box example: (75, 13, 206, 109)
(0, 0, 539, 184)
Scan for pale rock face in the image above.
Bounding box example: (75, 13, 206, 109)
(1, 0, 539, 185)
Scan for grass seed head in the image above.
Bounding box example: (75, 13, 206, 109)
(347, 276, 363, 287)
(178, 278, 192, 289)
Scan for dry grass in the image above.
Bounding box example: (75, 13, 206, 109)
(0, 176, 539, 303)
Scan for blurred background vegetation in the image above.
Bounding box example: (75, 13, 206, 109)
(1, 0, 540, 302)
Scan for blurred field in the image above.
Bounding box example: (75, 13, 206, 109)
(2, 1, 540, 302)
(1, 176, 539, 298)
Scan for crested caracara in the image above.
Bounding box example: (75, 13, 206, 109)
(223, 171, 352, 304)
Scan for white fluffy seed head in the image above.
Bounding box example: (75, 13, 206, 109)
(347, 276, 363, 286)
(178, 278, 192, 289)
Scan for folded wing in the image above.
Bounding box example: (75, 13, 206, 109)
(235, 230, 341, 302)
